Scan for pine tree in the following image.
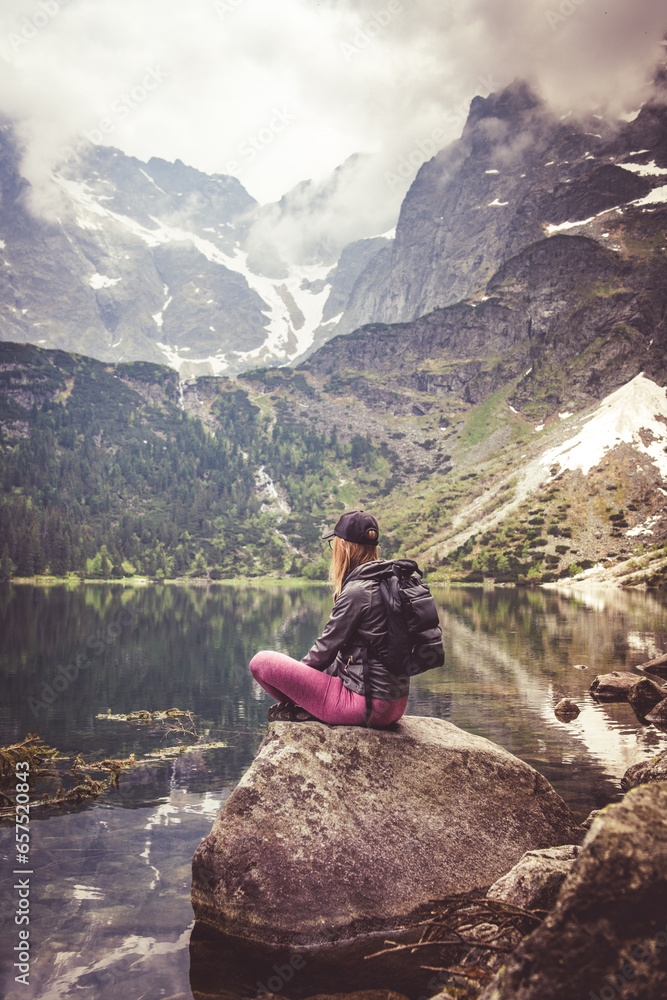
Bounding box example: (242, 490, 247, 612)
(99, 545, 112, 578)
(0, 544, 13, 582)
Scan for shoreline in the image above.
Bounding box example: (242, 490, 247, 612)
(2, 574, 330, 589)
(2, 576, 658, 593)
(5, 548, 667, 592)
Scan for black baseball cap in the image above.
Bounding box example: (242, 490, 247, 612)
(322, 510, 379, 545)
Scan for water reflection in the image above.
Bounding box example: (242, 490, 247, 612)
(423, 587, 667, 816)
(0, 582, 332, 759)
(0, 582, 666, 1000)
(4, 777, 227, 1000)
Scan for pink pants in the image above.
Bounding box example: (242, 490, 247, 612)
(249, 650, 408, 728)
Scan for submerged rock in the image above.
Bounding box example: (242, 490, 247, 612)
(479, 782, 667, 1000)
(589, 670, 642, 701)
(554, 698, 580, 722)
(191, 717, 582, 950)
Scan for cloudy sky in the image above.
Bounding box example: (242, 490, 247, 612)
(0, 0, 665, 218)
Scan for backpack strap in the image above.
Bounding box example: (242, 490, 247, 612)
(361, 647, 373, 727)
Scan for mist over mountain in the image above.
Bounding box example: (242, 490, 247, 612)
(334, 78, 667, 335)
(1, 70, 667, 586)
(2, 71, 666, 379)
(0, 127, 391, 376)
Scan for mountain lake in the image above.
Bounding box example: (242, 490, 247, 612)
(1, 581, 666, 999)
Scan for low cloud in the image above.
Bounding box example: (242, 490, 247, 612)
(243, 153, 398, 268)
(0, 0, 664, 247)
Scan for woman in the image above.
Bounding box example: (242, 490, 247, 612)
(249, 510, 410, 728)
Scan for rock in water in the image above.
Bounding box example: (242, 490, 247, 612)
(487, 845, 580, 912)
(645, 698, 667, 729)
(554, 698, 580, 722)
(479, 782, 667, 1000)
(191, 717, 582, 948)
(627, 677, 667, 718)
(622, 749, 667, 791)
(638, 651, 667, 679)
(589, 671, 642, 701)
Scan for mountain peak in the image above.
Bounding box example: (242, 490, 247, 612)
(467, 79, 544, 128)
(334, 75, 667, 338)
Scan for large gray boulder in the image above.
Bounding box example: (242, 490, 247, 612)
(191, 716, 582, 949)
(479, 782, 667, 1000)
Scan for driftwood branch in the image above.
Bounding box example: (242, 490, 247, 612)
(364, 894, 544, 962)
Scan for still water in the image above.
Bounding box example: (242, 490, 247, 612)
(1, 582, 666, 999)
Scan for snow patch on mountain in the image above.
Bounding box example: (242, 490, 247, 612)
(139, 168, 166, 194)
(545, 216, 597, 234)
(619, 159, 667, 178)
(632, 185, 667, 207)
(540, 373, 667, 477)
(157, 341, 230, 376)
(53, 174, 335, 369)
(627, 514, 663, 538)
(90, 273, 121, 289)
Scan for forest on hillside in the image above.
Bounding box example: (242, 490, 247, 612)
(0, 347, 386, 581)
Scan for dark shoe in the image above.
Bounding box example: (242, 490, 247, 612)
(267, 701, 289, 721)
(267, 700, 315, 722)
(288, 705, 315, 721)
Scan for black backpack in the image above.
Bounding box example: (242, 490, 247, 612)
(361, 559, 445, 723)
(378, 559, 445, 677)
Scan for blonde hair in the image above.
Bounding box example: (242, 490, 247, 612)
(329, 534, 379, 598)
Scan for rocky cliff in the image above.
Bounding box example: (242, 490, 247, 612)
(0, 125, 387, 375)
(336, 80, 667, 337)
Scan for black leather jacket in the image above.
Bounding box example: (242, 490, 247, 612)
(301, 560, 410, 701)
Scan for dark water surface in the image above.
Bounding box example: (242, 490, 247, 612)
(1, 582, 666, 999)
